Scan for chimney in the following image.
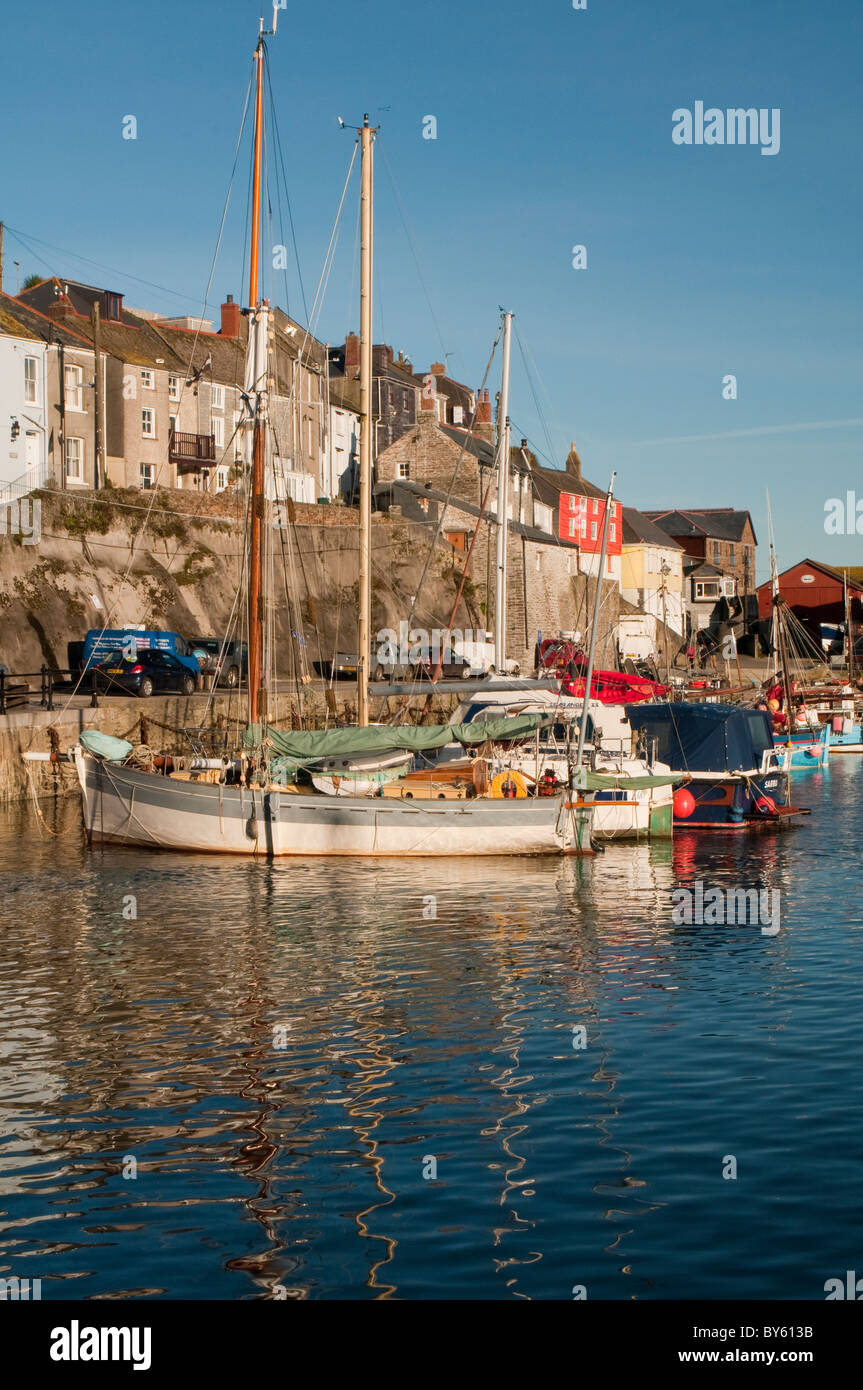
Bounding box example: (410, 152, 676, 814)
(419, 373, 437, 416)
(47, 293, 76, 321)
(430, 361, 446, 377)
(220, 294, 240, 337)
(565, 441, 582, 479)
(344, 332, 361, 373)
(474, 388, 494, 442)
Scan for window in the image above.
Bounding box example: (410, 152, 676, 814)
(64, 364, 83, 411)
(141, 369, 154, 390)
(141, 409, 155, 438)
(140, 462, 154, 489)
(722, 577, 736, 597)
(592, 498, 599, 514)
(694, 580, 720, 600)
(168, 415, 177, 436)
(610, 501, 617, 517)
(213, 416, 224, 448)
(713, 541, 721, 564)
(169, 375, 181, 400)
(65, 436, 84, 482)
(24, 356, 38, 403)
(105, 293, 121, 321)
(215, 467, 229, 492)
(211, 384, 225, 410)
(729, 544, 736, 565)
(397, 462, 410, 479)
(609, 522, 616, 541)
(568, 516, 576, 538)
(590, 521, 598, 541)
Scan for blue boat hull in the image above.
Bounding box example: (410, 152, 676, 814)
(674, 769, 791, 829)
(773, 725, 830, 770)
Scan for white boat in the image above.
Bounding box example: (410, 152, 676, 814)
(73, 745, 587, 856)
(431, 688, 678, 839)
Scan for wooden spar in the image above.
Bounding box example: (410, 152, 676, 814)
(357, 115, 375, 726)
(493, 311, 513, 670)
(247, 32, 266, 727)
(249, 35, 264, 308)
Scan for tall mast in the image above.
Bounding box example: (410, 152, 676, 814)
(357, 115, 375, 726)
(247, 24, 267, 727)
(493, 311, 513, 668)
(576, 472, 616, 769)
(766, 490, 779, 684)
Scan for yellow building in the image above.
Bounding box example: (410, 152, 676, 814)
(621, 508, 685, 636)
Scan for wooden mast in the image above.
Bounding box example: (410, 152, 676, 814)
(357, 115, 375, 726)
(493, 311, 513, 671)
(247, 26, 266, 727)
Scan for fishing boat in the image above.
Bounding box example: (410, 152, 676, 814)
(63, 13, 593, 859)
(623, 703, 808, 830)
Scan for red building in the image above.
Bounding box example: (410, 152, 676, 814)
(756, 558, 863, 644)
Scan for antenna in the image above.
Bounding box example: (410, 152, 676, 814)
(272, 1, 279, 34)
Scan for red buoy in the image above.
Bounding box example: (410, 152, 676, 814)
(673, 788, 696, 818)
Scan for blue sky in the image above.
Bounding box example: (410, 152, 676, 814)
(1, 0, 860, 580)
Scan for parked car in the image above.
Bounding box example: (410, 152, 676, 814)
(313, 652, 359, 680)
(189, 637, 247, 688)
(92, 650, 198, 698)
(81, 629, 200, 679)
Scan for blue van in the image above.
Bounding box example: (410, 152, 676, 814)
(81, 630, 200, 678)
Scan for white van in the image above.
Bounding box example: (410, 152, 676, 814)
(451, 637, 520, 677)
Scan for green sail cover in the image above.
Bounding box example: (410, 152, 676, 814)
(583, 771, 681, 790)
(244, 713, 550, 762)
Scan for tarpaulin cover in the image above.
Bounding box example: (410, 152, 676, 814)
(623, 703, 774, 773)
(244, 712, 550, 761)
(584, 770, 681, 790)
(80, 730, 134, 761)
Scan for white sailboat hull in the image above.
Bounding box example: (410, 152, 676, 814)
(74, 751, 592, 857)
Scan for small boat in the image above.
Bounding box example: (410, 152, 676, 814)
(773, 721, 830, 771)
(623, 702, 808, 830)
(429, 688, 680, 840)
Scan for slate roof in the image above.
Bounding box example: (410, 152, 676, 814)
(644, 508, 757, 545)
(621, 507, 683, 549)
(1, 284, 328, 386)
(375, 478, 579, 548)
(531, 464, 605, 501)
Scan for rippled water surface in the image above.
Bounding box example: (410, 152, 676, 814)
(1, 761, 862, 1300)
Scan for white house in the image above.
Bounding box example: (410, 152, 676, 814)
(0, 326, 48, 495)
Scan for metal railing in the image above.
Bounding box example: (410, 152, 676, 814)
(0, 666, 102, 716)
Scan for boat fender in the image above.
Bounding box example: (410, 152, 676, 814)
(755, 794, 776, 815)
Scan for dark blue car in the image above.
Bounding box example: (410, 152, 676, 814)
(93, 650, 198, 698)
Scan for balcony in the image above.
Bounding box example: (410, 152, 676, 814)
(169, 431, 216, 473)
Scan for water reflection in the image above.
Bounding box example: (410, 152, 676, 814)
(0, 765, 862, 1298)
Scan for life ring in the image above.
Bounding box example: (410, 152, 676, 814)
(490, 769, 528, 799)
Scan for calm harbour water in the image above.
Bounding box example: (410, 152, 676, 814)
(1, 762, 862, 1301)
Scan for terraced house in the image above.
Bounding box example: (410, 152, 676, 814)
(6, 277, 332, 501)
